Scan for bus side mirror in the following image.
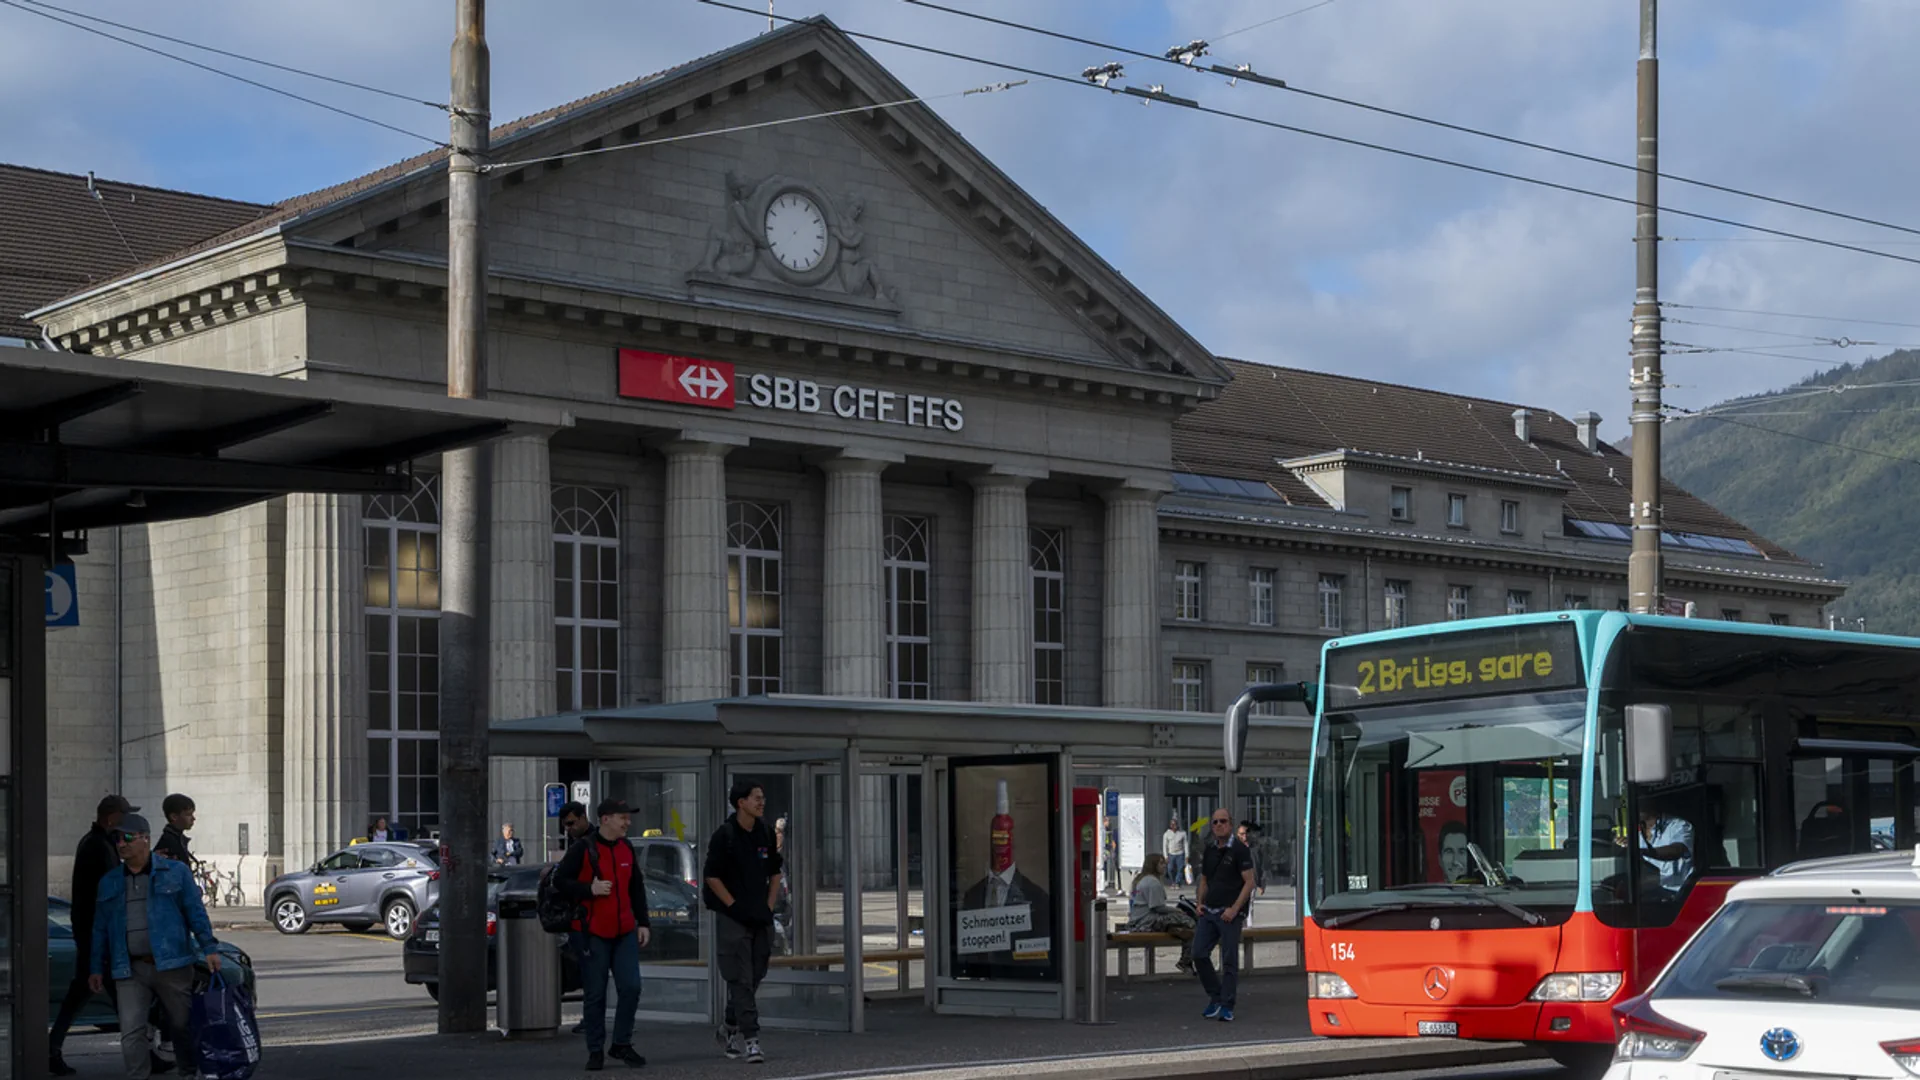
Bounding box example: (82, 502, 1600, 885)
(1625, 704, 1672, 785)
(1225, 682, 1310, 773)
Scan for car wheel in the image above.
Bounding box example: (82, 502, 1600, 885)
(272, 896, 310, 935)
(383, 897, 416, 939)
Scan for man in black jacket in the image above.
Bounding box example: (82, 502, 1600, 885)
(153, 794, 196, 867)
(704, 779, 783, 1065)
(50, 794, 135, 1076)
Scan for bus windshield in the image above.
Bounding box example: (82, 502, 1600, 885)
(1310, 683, 1599, 929)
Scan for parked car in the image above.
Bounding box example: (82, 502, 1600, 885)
(1606, 848, 1920, 1080)
(631, 837, 699, 891)
(402, 863, 700, 999)
(49, 896, 257, 1029)
(264, 841, 439, 938)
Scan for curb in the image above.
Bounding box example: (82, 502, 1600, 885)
(870, 1040, 1544, 1080)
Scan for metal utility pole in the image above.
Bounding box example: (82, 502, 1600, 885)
(439, 0, 491, 1034)
(1627, 0, 1664, 614)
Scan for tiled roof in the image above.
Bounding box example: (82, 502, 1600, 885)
(0, 164, 269, 339)
(1173, 358, 1800, 562)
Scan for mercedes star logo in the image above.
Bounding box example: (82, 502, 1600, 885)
(1423, 966, 1453, 1000)
(1759, 1027, 1800, 1062)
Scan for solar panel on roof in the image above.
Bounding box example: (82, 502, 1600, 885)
(1172, 471, 1282, 502)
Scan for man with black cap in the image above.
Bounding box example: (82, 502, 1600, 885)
(555, 798, 651, 1071)
(90, 812, 220, 1079)
(50, 794, 135, 1076)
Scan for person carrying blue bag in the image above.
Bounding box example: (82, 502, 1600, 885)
(190, 969, 261, 1080)
(90, 813, 222, 1080)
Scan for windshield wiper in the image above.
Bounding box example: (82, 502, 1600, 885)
(1714, 972, 1817, 998)
(1467, 841, 1510, 887)
(1456, 884, 1547, 926)
(1320, 903, 1414, 929)
(1321, 891, 1546, 929)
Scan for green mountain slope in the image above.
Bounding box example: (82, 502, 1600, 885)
(1664, 348, 1920, 635)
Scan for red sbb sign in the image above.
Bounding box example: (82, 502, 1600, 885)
(616, 348, 736, 409)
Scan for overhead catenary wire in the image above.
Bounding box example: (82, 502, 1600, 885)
(1664, 341, 1849, 366)
(1664, 409, 1920, 469)
(0, 0, 449, 148)
(702, 1, 1920, 270)
(1661, 302, 1920, 334)
(898, 0, 1920, 242)
(1213, 0, 1348, 42)
(480, 81, 1025, 174)
(1664, 317, 1920, 351)
(17, 0, 450, 111)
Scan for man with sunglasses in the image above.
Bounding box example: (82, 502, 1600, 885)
(1193, 808, 1256, 1022)
(90, 814, 221, 1079)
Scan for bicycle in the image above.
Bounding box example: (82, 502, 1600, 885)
(194, 862, 246, 908)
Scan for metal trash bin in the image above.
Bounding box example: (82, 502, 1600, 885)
(496, 896, 561, 1039)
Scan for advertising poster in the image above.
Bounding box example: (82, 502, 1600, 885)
(1419, 770, 1469, 883)
(1118, 794, 1145, 872)
(950, 755, 1058, 981)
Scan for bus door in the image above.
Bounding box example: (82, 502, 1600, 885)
(1790, 741, 1920, 858)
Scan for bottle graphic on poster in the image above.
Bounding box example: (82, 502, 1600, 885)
(990, 779, 1014, 874)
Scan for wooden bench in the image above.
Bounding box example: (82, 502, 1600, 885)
(1108, 926, 1302, 981)
(648, 948, 925, 971)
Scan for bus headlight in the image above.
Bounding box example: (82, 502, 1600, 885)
(1529, 972, 1623, 1002)
(1309, 972, 1358, 999)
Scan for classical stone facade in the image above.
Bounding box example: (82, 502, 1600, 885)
(20, 20, 1840, 895)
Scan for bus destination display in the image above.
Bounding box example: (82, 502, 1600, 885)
(1323, 623, 1583, 709)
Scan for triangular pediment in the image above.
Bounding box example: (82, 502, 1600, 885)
(284, 18, 1226, 384)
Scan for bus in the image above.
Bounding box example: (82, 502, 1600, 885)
(1270, 612, 1920, 1069)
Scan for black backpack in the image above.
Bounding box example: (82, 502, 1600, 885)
(537, 842, 599, 933)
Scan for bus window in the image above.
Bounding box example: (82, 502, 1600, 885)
(1794, 757, 1858, 860)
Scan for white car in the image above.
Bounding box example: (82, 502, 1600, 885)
(1606, 848, 1920, 1080)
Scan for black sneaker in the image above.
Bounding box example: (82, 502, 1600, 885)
(587, 1050, 605, 1071)
(572, 1021, 587, 1034)
(608, 1044, 646, 1068)
(49, 1053, 76, 1077)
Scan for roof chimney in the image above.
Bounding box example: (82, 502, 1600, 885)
(1574, 411, 1602, 452)
(1512, 408, 1533, 443)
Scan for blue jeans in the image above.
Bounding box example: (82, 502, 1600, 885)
(1166, 853, 1187, 885)
(580, 932, 642, 1053)
(1191, 911, 1242, 1009)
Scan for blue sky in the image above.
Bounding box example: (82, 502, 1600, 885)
(5, 0, 1918, 441)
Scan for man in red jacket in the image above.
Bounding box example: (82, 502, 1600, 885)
(556, 798, 652, 1071)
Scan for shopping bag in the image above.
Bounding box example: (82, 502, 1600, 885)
(188, 970, 261, 1080)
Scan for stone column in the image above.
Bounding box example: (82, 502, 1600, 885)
(819, 452, 898, 698)
(283, 493, 368, 873)
(970, 471, 1034, 703)
(663, 435, 742, 702)
(1102, 483, 1165, 709)
(489, 433, 555, 850)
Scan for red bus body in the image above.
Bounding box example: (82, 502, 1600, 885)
(1307, 881, 1733, 1045)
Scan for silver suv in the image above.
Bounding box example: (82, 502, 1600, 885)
(265, 841, 440, 939)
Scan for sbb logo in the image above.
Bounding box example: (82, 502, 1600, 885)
(616, 349, 736, 409)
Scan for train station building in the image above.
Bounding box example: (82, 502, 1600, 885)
(9, 14, 1841, 973)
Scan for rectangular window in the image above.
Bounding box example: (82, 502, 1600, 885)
(1172, 661, 1207, 713)
(885, 515, 932, 700)
(1447, 585, 1470, 621)
(1246, 663, 1283, 717)
(365, 478, 442, 836)
(1506, 589, 1531, 615)
(1390, 486, 1413, 522)
(1318, 574, 1344, 632)
(553, 486, 620, 712)
(1769, 613, 1791, 626)
(1174, 560, 1205, 621)
(1248, 567, 1276, 627)
(1501, 500, 1521, 534)
(1447, 493, 1468, 528)
(1562, 594, 1589, 610)
(1722, 608, 1742, 622)
(728, 502, 785, 695)
(1383, 580, 1409, 629)
(1031, 527, 1066, 706)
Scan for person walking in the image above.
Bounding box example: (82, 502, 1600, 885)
(153, 795, 196, 867)
(1193, 808, 1255, 1022)
(51, 794, 135, 1076)
(1237, 821, 1269, 927)
(555, 799, 650, 1071)
(556, 801, 594, 1035)
(1162, 814, 1189, 890)
(369, 816, 392, 842)
(491, 823, 525, 866)
(89, 813, 222, 1080)
(1126, 854, 1195, 974)
(704, 779, 784, 1065)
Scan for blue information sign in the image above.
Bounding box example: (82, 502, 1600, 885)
(545, 782, 566, 818)
(45, 564, 78, 628)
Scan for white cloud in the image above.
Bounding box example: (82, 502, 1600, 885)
(2, 0, 1914, 436)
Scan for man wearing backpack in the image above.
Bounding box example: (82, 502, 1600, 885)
(554, 799, 650, 1071)
(704, 779, 783, 1065)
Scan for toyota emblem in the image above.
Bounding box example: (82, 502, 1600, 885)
(1423, 966, 1453, 1000)
(1759, 1028, 1800, 1062)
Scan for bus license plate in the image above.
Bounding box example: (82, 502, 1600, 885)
(425, 930, 439, 944)
(1417, 1021, 1457, 1036)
